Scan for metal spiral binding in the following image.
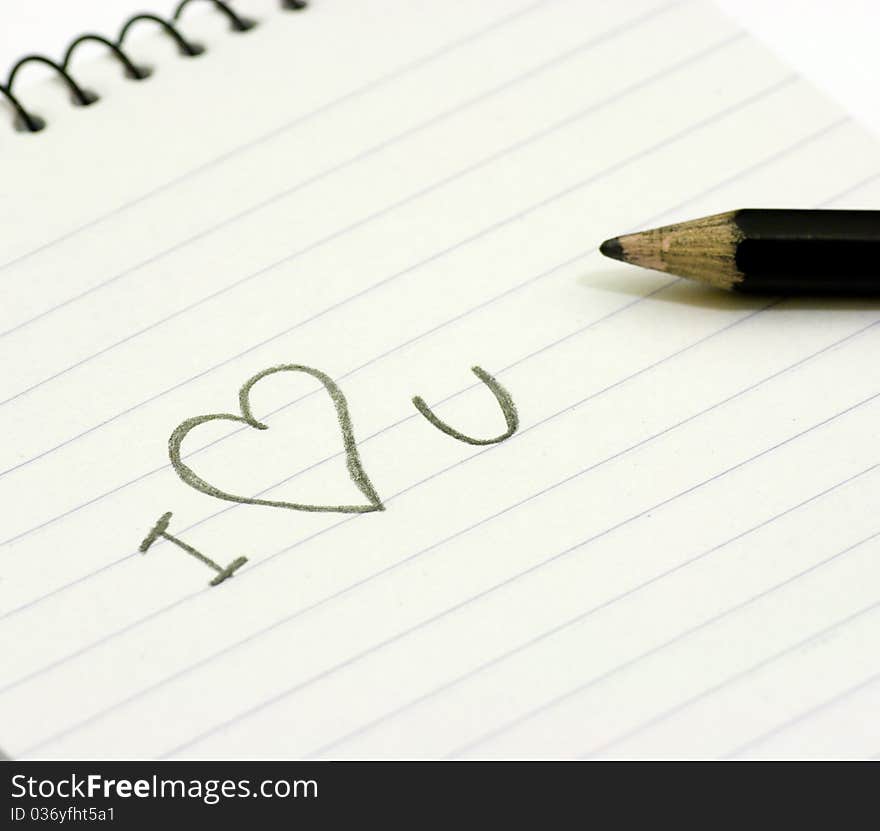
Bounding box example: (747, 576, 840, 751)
(0, 0, 308, 133)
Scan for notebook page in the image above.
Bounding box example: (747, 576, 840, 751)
(1, 0, 879, 760)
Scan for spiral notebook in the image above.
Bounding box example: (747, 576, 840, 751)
(2, 0, 880, 761)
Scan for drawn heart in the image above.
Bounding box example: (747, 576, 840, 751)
(168, 364, 384, 513)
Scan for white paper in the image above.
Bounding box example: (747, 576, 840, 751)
(1, 0, 879, 760)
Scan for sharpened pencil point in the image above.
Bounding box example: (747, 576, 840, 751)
(599, 236, 624, 261)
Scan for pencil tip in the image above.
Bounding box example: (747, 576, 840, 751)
(599, 236, 624, 262)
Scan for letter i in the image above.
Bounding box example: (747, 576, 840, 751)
(139, 512, 247, 586)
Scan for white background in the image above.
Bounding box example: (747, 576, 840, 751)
(0, 1, 878, 137)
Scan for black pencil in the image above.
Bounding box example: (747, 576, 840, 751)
(599, 209, 880, 294)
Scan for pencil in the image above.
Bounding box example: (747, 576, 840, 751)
(599, 209, 880, 294)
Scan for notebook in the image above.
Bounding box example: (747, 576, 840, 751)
(2, 0, 879, 761)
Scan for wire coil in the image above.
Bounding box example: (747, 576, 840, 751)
(0, 0, 308, 133)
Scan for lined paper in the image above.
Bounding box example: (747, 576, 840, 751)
(1, 0, 879, 760)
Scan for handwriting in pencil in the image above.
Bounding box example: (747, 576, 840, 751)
(412, 365, 519, 445)
(168, 364, 384, 514)
(139, 511, 248, 586)
(157, 362, 517, 586)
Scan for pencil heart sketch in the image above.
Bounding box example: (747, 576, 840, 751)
(168, 364, 384, 514)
